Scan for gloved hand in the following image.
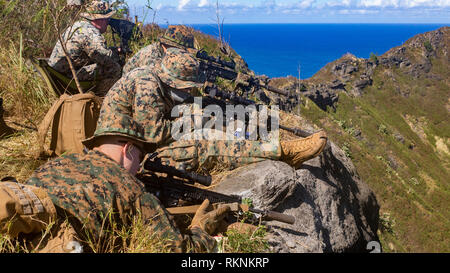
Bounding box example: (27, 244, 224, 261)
(189, 199, 231, 235)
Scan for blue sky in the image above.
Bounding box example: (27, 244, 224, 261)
(123, 0, 450, 24)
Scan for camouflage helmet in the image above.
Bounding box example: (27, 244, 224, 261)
(80, 0, 116, 20)
(155, 47, 205, 89)
(159, 25, 195, 49)
(82, 110, 155, 152)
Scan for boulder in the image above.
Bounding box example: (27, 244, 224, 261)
(213, 141, 379, 253)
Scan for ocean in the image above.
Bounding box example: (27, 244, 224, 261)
(190, 24, 447, 79)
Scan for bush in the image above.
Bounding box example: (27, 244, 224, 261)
(369, 52, 379, 64)
(219, 225, 269, 253)
(423, 41, 433, 52)
(0, 0, 71, 57)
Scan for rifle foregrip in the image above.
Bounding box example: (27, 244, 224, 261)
(264, 211, 295, 225)
(187, 172, 212, 186)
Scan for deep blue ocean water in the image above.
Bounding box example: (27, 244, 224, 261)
(190, 24, 447, 79)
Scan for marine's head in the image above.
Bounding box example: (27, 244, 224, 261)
(81, 0, 115, 33)
(154, 47, 205, 91)
(82, 110, 154, 175)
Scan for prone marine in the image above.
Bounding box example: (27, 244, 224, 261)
(0, 109, 230, 253)
(103, 47, 328, 173)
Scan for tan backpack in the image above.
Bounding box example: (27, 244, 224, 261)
(37, 92, 102, 157)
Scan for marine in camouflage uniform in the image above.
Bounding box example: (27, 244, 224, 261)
(122, 25, 196, 75)
(48, 1, 122, 96)
(102, 47, 328, 172)
(0, 110, 227, 253)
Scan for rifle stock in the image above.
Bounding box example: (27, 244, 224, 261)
(138, 172, 295, 225)
(166, 203, 295, 225)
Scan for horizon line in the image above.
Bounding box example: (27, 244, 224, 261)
(157, 22, 450, 25)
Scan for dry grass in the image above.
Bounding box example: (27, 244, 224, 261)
(0, 41, 56, 124)
(0, 40, 54, 183)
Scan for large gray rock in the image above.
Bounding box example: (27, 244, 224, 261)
(213, 141, 379, 253)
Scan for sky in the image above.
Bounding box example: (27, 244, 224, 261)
(122, 0, 450, 24)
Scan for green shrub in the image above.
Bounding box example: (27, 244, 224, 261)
(369, 52, 379, 64)
(423, 41, 433, 52)
(220, 225, 269, 253)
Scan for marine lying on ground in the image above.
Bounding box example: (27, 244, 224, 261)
(0, 89, 232, 253)
(103, 47, 328, 173)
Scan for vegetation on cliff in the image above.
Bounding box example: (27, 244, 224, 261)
(275, 27, 449, 252)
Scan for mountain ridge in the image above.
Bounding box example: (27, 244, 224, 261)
(269, 26, 449, 252)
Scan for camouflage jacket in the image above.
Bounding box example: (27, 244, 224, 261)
(48, 20, 121, 81)
(100, 66, 175, 146)
(122, 42, 163, 75)
(25, 149, 215, 252)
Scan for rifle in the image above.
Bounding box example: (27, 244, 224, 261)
(137, 170, 296, 225)
(142, 152, 212, 186)
(196, 50, 236, 70)
(190, 84, 313, 138)
(108, 18, 141, 54)
(196, 50, 290, 97)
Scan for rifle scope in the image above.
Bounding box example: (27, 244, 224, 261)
(143, 157, 212, 186)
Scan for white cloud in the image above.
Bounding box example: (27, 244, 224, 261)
(299, 0, 315, 9)
(178, 0, 191, 10)
(359, 0, 450, 8)
(135, 0, 449, 23)
(198, 0, 209, 7)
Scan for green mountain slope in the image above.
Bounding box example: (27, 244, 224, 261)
(275, 26, 449, 252)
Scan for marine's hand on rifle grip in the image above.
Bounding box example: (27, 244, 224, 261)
(189, 199, 231, 235)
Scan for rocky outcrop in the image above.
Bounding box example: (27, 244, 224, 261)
(213, 141, 379, 253)
(270, 27, 449, 110)
(300, 84, 340, 111)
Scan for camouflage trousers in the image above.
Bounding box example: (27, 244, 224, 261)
(77, 63, 121, 96)
(0, 181, 82, 253)
(156, 129, 282, 172)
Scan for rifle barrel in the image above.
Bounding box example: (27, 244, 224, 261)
(143, 159, 212, 186)
(261, 84, 290, 96)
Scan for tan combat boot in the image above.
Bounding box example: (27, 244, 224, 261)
(280, 130, 328, 169)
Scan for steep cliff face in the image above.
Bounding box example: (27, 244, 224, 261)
(271, 27, 449, 111)
(268, 27, 449, 252)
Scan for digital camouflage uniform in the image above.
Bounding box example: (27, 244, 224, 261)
(48, 19, 122, 95)
(23, 150, 214, 252)
(122, 25, 196, 75)
(122, 42, 162, 75)
(102, 48, 281, 172)
(0, 110, 215, 253)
